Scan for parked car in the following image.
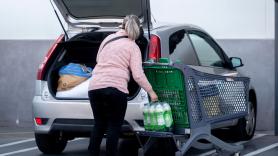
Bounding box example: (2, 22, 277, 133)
(33, 0, 257, 154)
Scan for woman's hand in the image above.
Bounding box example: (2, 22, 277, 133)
(149, 90, 158, 102)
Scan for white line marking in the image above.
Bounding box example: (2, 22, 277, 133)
(198, 133, 267, 156)
(0, 132, 33, 135)
(0, 137, 85, 149)
(69, 138, 86, 142)
(243, 143, 278, 156)
(0, 138, 85, 156)
(198, 149, 216, 156)
(0, 139, 35, 148)
(0, 147, 38, 156)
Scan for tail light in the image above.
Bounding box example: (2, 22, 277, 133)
(37, 35, 64, 80)
(35, 117, 48, 125)
(148, 35, 161, 61)
(35, 118, 42, 125)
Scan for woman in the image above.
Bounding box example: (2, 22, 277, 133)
(88, 15, 158, 156)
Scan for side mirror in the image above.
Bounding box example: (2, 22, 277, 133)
(230, 57, 244, 68)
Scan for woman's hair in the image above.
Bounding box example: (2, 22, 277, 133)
(122, 15, 140, 40)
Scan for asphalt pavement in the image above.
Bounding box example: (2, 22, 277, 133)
(0, 127, 278, 156)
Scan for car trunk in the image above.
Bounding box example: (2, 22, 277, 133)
(47, 30, 148, 100)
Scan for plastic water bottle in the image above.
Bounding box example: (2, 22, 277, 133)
(149, 103, 157, 131)
(143, 103, 151, 131)
(162, 102, 174, 131)
(155, 102, 166, 131)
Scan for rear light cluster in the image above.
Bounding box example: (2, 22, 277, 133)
(148, 35, 161, 61)
(35, 117, 48, 125)
(37, 35, 64, 80)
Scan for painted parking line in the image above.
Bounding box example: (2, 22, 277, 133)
(0, 132, 33, 135)
(198, 149, 216, 156)
(198, 133, 267, 156)
(0, 138, 85, 156)
(243, 143, 278, 156)
(0, 147, 38, 156)
(0, 139, 35, 148)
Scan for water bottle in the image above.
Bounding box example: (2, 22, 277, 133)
(155, 102, 166, 131)
(163, 102, 174, 131)
(143, 103, 151, 131)
(149, 103, 157, 131)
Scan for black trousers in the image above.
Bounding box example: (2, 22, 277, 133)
(88, 87, 127, 156)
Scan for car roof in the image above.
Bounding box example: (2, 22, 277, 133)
(151, 22, 207, 33)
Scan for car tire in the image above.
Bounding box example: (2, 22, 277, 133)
(35, 133, 67, 154)
(118, 137, 140, 156)
(233, 100, 256, 141)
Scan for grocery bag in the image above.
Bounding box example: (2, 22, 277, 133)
(57, 63, 92, 91)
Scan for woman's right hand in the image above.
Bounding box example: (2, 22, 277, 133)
(149, 90, 158, 102)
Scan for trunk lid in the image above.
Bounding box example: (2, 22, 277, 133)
(52, 0, 152, 29)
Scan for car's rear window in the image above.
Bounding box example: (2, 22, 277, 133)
(62, 0, 143, 18)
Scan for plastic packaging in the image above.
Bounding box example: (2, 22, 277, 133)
(143, 102, 173, 132)
(162, 102, 174, 131)
(143, 103, 151, 131)
(155, 102, 166, 131)
(149, 103, 157, 131)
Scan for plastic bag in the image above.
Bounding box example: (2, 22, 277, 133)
(56, 77, 91, 98)
(57, 63, 92, 91)
(59, 63, 92, 78)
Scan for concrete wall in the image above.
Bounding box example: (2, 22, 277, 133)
(0, 40, 54, 127)
(0, 39, 274, 130)
(0, 0, 274, 39)
(217, 40, 275, 130)
(0, 0, 62, 39)
(151, 0, 274, 39)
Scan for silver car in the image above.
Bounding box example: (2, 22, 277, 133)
(33, 0, 257, 154)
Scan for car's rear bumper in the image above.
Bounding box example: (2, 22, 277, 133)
(32, 95, 146, 134)
(50, 119, 135, 137)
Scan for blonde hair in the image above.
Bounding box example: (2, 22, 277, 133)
(122, 15, 140, 40)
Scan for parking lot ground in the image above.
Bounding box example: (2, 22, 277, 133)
(0, 127, 278, 156)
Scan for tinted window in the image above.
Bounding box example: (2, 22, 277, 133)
(169, 30, 198, 65)
(189, 32, 224, 67)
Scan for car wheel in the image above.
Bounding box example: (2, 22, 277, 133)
(233, 100, 256, 141)
(118, 138, 140, 156)
(35, 133, 67, 154)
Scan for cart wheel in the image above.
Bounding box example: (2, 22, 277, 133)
(138, 148, 144, 156)
(175, 151, 183, 156)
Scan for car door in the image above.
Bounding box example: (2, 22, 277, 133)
(187, 30, 238, 76)
(168, 29, 199, 66)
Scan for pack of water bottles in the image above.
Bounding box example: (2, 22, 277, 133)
(143, 102, 174, 132)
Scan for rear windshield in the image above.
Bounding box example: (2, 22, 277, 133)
(62, 0, 143, 18)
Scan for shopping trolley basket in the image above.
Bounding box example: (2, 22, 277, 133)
(135, 63, 250, 156)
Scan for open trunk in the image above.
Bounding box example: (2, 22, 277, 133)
(47, 30, 148, 100)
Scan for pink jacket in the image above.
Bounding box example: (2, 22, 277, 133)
(89, 29, 153, 94)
